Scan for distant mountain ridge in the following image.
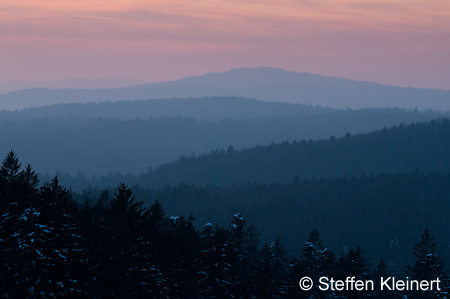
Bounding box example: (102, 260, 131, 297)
(1, 67, 449, 110)
(0, 97, 439, 176)
(0, 77, 148, 95)
(0, 97, 332, 121)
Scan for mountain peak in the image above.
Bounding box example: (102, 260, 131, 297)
(1, 67, 450, 111)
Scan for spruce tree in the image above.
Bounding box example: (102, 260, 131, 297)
(79, 188, 111, 295)
(197, 225, 236, 298)
(99, 183, 164, 297)
(229, 213, 260, 297)
(338, 247, 371, 299)
(372, 259, 396, 299)
(406, 229, 446, 299)
(161, 215, 200, 298)
(251, 238, 290, 298)
(29, 177, 87, 297)
(0, 151, 40, 297)
(293, 229, 336, 299)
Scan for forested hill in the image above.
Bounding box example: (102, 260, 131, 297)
(129, 118, 450, 187)
(0, 102, 439, 175)
(0, 97, 332, 121)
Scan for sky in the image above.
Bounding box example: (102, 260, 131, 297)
(1, 0, 449, 89)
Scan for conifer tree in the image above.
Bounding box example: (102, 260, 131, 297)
(372, 259, 396, 299)
(229, 213, 261, 297)
(252, 243, 276, 298)
(197, 224, 236, 298)
(98, 183, 164, 297)
(79, 188, 111, 295)
(0, 151, 40, 297)
(406, 229, 446, 299)
(338, 246, 371, 299)
(28, 177, 87, 297)
(292, 229, 336, 299)
(251, 238, 290, 298)
(160, 215, 200, 298)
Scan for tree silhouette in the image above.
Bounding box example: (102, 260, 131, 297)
(406, 229, 446, 298)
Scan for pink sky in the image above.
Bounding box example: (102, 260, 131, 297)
(1, 0, 449, 89)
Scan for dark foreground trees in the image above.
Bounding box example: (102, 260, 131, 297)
(406, 229, 447, 299)
(0, 152, 448, 298)
(0, 152, 86, 297)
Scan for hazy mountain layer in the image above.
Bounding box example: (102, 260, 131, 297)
(0, 77, 148, 95)
(0, 97, 333, 121)
(1, 67, 449, 110)
(0, 104, 437, 176)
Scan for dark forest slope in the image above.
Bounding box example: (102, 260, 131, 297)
(134, 118, 450, 187)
